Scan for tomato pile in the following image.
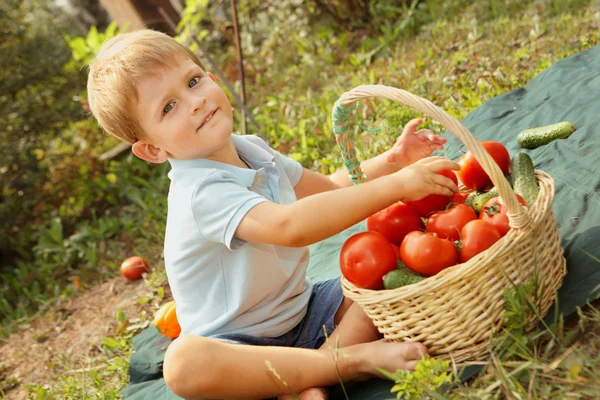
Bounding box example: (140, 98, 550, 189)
(340, 141, 531, 290)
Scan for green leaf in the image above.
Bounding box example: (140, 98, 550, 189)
(124, 187, 147, 210)
(102, 337, 119, 350)
(105, 22, 119, 39)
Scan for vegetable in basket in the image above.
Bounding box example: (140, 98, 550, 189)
(479, 194, 527, 237)
(457, 141, 510, 191)
(465, 188, 499, 213)
(510, 152, 539, 206)
(458, 220, 502, 263)
(340, 231, 398, 290)
(383, 262, 424, 290)
(399, 231, 458, 276)
(425, 203, 478, 241)
(405, 169, 458, 217)
(366, 202, 422, 245)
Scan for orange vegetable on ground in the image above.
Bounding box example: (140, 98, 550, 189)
(154, 301, 181, 339)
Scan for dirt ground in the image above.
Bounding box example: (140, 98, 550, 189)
(0, 277, 149, 399)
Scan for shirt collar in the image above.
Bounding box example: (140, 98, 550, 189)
(168, 135, 275, 187)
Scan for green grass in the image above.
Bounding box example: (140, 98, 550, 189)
(1, 0, 599, 397)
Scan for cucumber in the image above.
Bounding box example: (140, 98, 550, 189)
(510, 152, 539, 206)
(383, 262, 424, 289)
(517, 121, 575, 149)
(465, 188, 499, 213)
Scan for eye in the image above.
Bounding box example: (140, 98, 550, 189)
(163, 102, 174, 115)
(188, 76, 201, 88)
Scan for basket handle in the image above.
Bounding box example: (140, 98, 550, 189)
(332, 85, 530, 230)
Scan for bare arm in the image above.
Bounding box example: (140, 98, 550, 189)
(293, 151, 396, 199)
(294, 118, 446, 198)
(236, 157, 460, 247)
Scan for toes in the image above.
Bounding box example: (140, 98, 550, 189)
(387, 340, 427, 361)
(300, 387, 328, 400)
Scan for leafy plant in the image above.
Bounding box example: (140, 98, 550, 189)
(379, 356, 453, 399)
(65, 22, 120, 70)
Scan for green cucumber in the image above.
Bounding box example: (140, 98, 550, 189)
(517, 121, 575, 149)
(510, 152, 539, 206)
(465, 188, 499, 213)
(383, 262, 424, 289)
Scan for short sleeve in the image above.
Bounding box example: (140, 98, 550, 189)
(274, 151, 303, 187)
(191, 170, 268, 250)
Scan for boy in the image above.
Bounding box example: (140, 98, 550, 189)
(87, 29, 459, 399)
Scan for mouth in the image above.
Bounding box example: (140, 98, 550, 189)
(198, 108, 218, 130)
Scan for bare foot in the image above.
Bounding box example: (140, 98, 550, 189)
(278, 387, 328, 400)
(356, 340, 428, 380)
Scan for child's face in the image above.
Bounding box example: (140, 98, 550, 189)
(132, 55, 233, 161)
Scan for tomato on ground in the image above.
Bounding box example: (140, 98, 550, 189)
(457, 141, 510, 191)
(120, 256, 149, 280)
(479, 194, 527, 236)
(367, 202, 423, 245)
(340, 231, 398, 290)
(425, 204, 478, 241)
(399, 231, 458, 276)
(405, 170, 458, 217)
(459, 220, 502, 263)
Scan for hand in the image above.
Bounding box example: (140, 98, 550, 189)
(392, 156, 460, 203)
(384, 118, 446, 167)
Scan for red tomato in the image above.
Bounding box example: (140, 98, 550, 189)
(479, 194, 527, 237)
(451, 192, 470, 204)
(389, 242, 400, 261)
(120, 256, 149, 280)
(405, 170, 458, 217)
(459, 220, 502, 263)
(366, 202, 423, 245)
(456, 141, 510, 191)
(399, 231, 458, 276)
(340, 231, 398, 290)
(425, 204, 478, 241)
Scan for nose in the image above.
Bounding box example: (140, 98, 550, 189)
(191, 95, 207, 115)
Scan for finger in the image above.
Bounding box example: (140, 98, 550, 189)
(402, 118, 424, 136)
(429, 134, 446, 144)
(433, 174, 459, 193)
(414, 156, 448, 165)
(417, 130, 446, 145)
(426, 158, 461, 172)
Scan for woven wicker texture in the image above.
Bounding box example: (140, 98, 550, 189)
(332, 85, 567, 364)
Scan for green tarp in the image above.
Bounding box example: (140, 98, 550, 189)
(124, 43, 600, 400)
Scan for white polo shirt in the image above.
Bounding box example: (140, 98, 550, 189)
(164, 135, 313, 338)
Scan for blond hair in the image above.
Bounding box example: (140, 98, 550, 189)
(87, 29, 205, 143)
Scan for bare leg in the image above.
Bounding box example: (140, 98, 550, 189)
(163, 330, 426, 399)
(278, 298, 384, 400)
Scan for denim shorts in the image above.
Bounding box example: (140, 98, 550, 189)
(211, 277, 345, 349)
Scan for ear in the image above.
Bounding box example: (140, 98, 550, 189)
(131, 140, 169, 164)
(207, 72, 216, 82)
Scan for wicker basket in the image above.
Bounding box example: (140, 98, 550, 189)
(332, 85, 567, 364)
